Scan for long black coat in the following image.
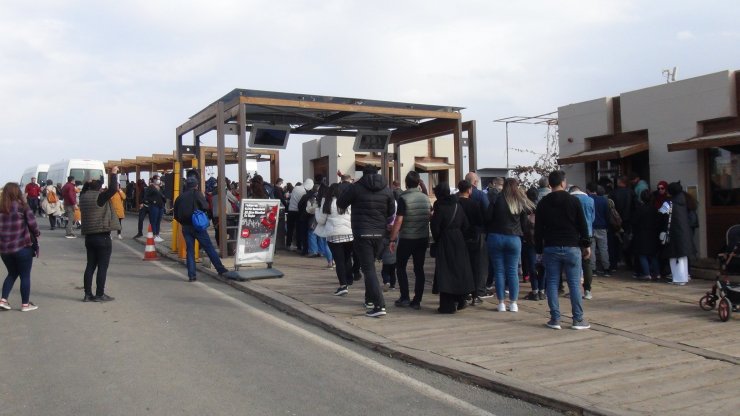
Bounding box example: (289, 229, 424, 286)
(632, 204, 660, 256)
(431, 198, 474, 295)
(661, 192, 696, 259)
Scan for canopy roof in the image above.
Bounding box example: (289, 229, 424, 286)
(177, 89, 464, 139)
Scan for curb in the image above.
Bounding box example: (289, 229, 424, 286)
(138, 238, 627, 416)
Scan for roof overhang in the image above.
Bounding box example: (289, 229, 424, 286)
(667, 131, 740, 152)
(558, 142, 649, 165)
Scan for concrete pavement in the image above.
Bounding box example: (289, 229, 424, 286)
(139, 218, 740, 416)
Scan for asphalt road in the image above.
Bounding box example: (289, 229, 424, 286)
(0, 219, 559, 416)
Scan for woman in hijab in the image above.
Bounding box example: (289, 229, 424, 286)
(430, 182, 474, 313)
(658, 182, 696, 285)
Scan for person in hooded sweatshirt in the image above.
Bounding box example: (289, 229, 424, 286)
(337, 166, 395, 318)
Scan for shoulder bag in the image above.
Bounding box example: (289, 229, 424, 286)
(430, 203, 458, 258)
(191, 191, 210, 231)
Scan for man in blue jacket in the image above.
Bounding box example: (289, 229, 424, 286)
(570, 185, 595, 300)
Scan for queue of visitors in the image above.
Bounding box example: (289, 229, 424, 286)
(279, 167, 698, 327)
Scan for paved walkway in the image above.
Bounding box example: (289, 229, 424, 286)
(139, 219, 739, 416)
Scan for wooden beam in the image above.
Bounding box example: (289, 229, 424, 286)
(239, 96, 461, 120)
(466, 120, 477, 173)
(238, 102, 248, 206)
(216, 101, 228, 258)
(389, 118, 458, 145)
(453, 118, 464, 184)
(176, 103, 217, 136)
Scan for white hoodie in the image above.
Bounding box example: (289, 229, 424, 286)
(288, 178, 314, 212)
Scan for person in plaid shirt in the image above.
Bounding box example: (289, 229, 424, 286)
(0, 182, 41, 312)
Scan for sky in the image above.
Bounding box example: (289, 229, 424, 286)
(2, 0, 740, 185)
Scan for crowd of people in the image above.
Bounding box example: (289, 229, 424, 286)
(280, 167, 699, 328)
(1, 165, 698, 327)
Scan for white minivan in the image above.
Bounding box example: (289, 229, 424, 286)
(20, 164, 50, 187)
(47, 159, 107, 189)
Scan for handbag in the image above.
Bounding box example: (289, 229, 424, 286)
(191, 191, 210, 231)
(430, 203, 458, 258)
(23, 208, 39, 257)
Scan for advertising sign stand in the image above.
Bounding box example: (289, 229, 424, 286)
(228, 199, 284, 281)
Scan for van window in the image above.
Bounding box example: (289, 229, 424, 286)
(70, 168, 104, 183)
(38, 172, 48, 183)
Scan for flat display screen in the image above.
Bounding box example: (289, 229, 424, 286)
(353, 131, 391, 152)
(249, 124, 290, 149)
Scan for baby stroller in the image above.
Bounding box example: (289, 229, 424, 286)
(699, 224, 740, 321)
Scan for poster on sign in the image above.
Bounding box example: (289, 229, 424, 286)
(235, 199, 281, 266)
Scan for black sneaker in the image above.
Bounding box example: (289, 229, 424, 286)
(471, 296, 484, 306)
(365, 306, 387, 317)
(409, 301, 421, 310)
(94, 294, 115, 302)
(524, 291, 538, 301)
(538, 292, 546, 300)
(82, 294, 97, 302)
(394, 298, 410, 307)
(133, 233, 143, 239)
(334, 286, 348, 296)
(480, 290, 495, 299)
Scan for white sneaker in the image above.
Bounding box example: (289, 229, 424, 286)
(497, 302, 506, 312)
(117, 234, 123, 240)
(154, 235, 164, 243)
(509, 302, 518, 312)
(0, 300, 10, 310)
(584, 290, 593, 300)
(21, 302, 38, 312)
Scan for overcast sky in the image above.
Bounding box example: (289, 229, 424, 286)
(2, 0, 739, 184)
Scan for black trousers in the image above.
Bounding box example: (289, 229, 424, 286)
(286, 211, 300, 249)
(137, 206, 149, 235)
(353, 237, 385, 308)
(28, 198, 40, 215)
(470, 235, 488, 297)
(395, 237, 429, 302)
(84, 233, 113, 296)
(328, 241, 354, 286)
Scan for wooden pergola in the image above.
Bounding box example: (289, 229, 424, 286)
(105, 146, 278, 208)
(175, 89, 475, 257)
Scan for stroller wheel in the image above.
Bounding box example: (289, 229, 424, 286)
(718, 298, 732, 322)
(699, 295, 716, 311)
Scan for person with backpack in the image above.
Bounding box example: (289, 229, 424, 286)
(41, 179, 62, 230)
(173, 173, 231, 282)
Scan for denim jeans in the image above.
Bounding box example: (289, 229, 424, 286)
(488, 233, 521, 302)
(395, 237, 428, 302)
(522, 242, 544, 292)
(149, 205, 163, 235)
(353, 237, 385, 308)
(543, 246, 584, 322)
(638, 255, 659, 277)
(1, 246, 34, 304)
(307, 229, 319, 255)
(84, 233, 113, 297)
(316, 236, 332, 262)
(590, 229, 610, 272)
(182, 224, 227, 278)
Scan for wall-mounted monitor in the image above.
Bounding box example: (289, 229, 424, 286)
(248, 124, 291, 149)
(353, 130, 391, 153)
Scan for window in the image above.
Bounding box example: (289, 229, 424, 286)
(708, 146, 740, 206)
(70, 168, 104, 184)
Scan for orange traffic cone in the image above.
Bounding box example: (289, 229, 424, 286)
(143, 224, 159, 261)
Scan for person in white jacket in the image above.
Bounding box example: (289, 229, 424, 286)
(316, 183, 354, 296)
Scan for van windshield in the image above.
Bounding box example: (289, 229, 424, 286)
(70, 168, 104, 183)
(38, 172, 48, 183)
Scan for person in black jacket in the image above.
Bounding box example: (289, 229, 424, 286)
(535, 170, 591, 330)
(144, 176, 166, 242)
(456, 180, 486, 305)
(174, 176, 230, 281)
(632, 190, 660, 280)
(337, 166, 395, 318)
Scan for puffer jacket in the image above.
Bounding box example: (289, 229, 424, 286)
(336, 173, 395, 239)
(316, 198, 353, 238)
